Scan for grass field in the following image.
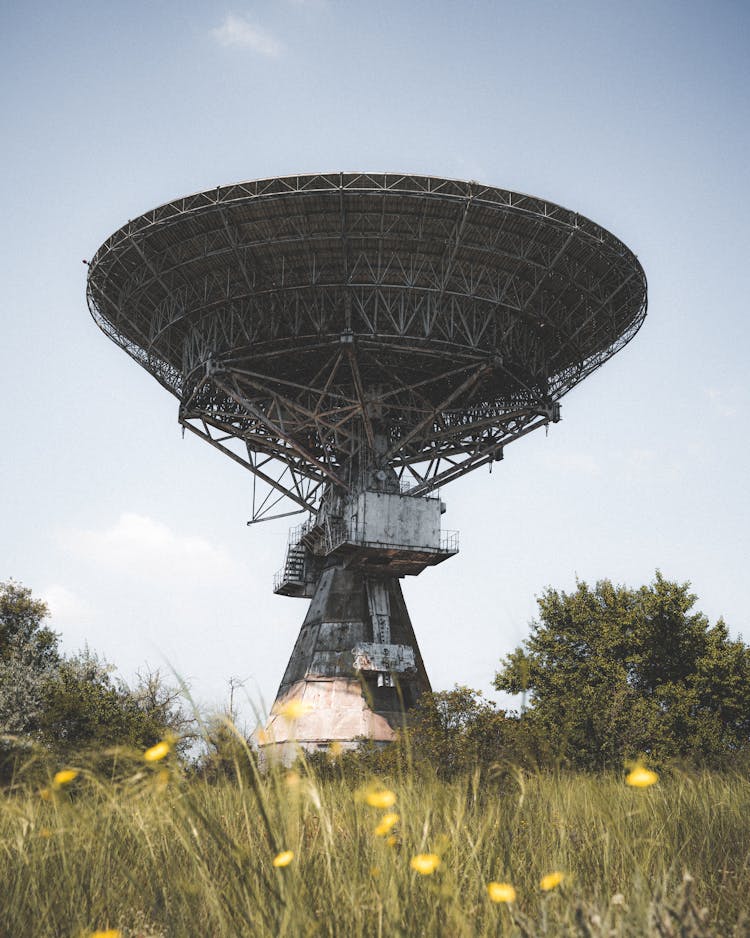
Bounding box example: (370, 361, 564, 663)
(3, 743, 750, 937)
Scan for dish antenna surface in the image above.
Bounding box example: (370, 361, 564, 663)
(87, 172, 647, 757)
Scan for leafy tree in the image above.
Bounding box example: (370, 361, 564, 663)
(39, 649, 194, 760)
(130, 666, 196, 744)
(406, 686, 508, 778)
(0, 581, 60, 736)
(0, 580, 58, 668)
(0, 581, 194, 776)
(494, 572, 750, 769)
(197, 716, 257, 781)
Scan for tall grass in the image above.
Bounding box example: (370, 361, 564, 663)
(2, 744, 749, 937)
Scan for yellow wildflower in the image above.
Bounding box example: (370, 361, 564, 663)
(540, 871, 565, 891)
(53, 769, 78, 788)
(410, 853, 441, 875)
(487, 881, 516, 903)
(374, 812, 399, 837)
(144, 740, 171, 763)
(278, 699, 313, 720)
(90, 931, 122, 938)
(272, 850, 294, 868)
(285, 770, 301, 788)
(364, 787, 397, 809)
(626, 766, 658, 788)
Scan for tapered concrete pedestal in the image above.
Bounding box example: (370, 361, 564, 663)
(259, 562, 430, 760)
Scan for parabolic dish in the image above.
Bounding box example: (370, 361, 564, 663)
(87, 172, 647, 510)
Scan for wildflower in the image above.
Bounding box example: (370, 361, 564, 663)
(626, 766, 658, 788)
(90, 931, 122, 938)
(487, 882, 516, 903)
(540, 871, 565, 891)
(285, 770, 301, 788)
(374, 813, 399, 837)
(386, 834, 398, 847)
(364, 787, 397, 809)
(53, 769, 78, 788)
(410, 853, 441, 875)
(144, 740, 172, 763)
(278, 699, 313, 720)
(272, 850, 294, 868)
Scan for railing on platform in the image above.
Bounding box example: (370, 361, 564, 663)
(324, 519, 459, 556)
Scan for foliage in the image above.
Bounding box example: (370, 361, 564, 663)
(39, 649, 177, 760)
(0, 579, 59, 670)
(2, 740, 750, 937)
(196, 715, 259, 782)
(0, 581, 193, 777)
(405, 685, 507, 778)
(0, 580, 60, 737)
(494, 572, 750, 770)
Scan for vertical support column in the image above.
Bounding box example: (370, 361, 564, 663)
(365, 577, 394, 686)
(365, 577, 391, 643)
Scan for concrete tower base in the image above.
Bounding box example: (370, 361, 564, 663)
(260, 562, 430, 760)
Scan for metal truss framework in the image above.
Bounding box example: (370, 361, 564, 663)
(87, 173, 647, 519)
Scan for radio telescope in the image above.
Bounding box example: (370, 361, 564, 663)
(86, 172, 647, 756)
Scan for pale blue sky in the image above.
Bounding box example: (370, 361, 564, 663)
(1, 1, 748, 723)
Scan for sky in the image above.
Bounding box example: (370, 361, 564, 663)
(1, 0, 748, 729)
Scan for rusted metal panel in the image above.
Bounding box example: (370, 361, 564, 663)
(352, 491, 441, 550)
(352, 642, 417, 673)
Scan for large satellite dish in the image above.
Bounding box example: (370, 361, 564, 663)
(87, 172, 647, 756)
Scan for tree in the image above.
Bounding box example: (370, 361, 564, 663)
(494, 572, 750, 769)
(0, 581, 195, 775)
(407, 686, 509, 778)
(0, 580, 60, 736)
(39, 650, 194, 760)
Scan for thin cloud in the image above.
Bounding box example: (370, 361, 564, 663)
(61, 513, 237, 581)
(42, 584, 93, 626)
(210, 14, 282, 56)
